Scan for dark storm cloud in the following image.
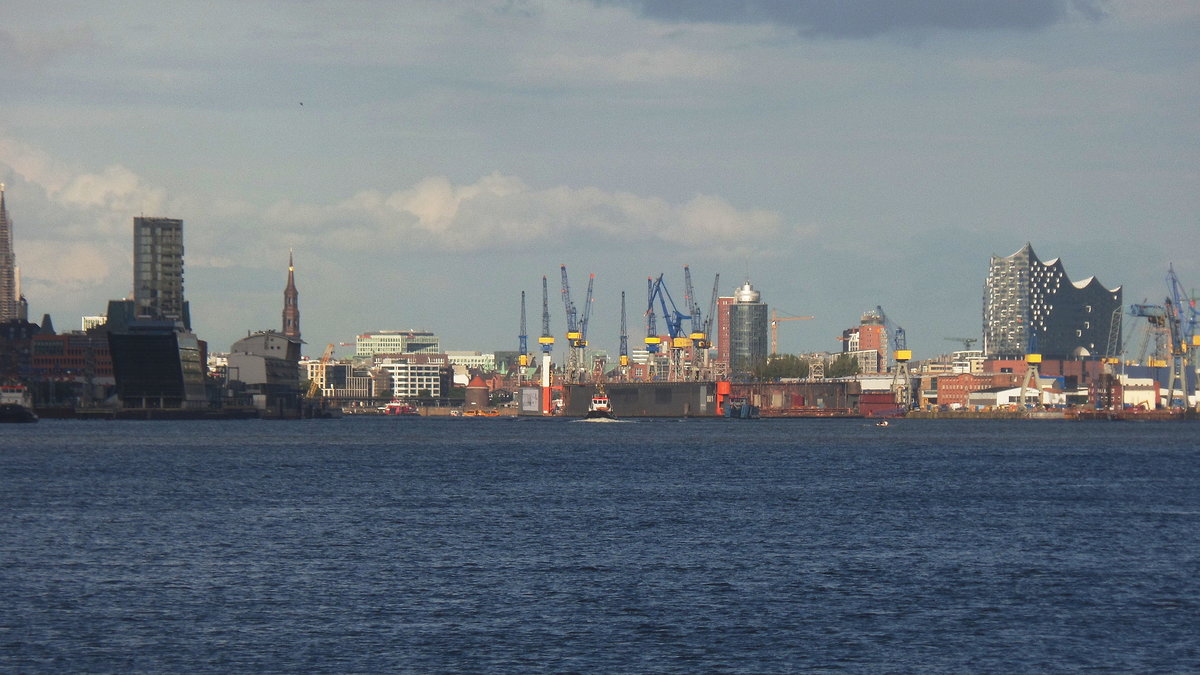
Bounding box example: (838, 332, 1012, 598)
(606, 0, 1107, 37)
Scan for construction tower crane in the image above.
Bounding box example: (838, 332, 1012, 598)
(305, 343, 335, 398)
(944, 337, 978, 351)
(770, 310, 814, 355)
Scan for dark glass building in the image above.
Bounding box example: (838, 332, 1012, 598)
(728, 282, 768, 374)
(983, 243, 1122, 360)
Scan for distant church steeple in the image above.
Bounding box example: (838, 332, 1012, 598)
(282, 249, 300, 338)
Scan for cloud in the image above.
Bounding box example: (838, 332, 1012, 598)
(0, 24, 96, 69)
(522, 46, 736, 83)
(260, 172, 792, 258)
(607, 0, 1108, 37)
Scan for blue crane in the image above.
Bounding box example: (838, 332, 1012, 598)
(647, 273, 691, 347)
(1167, 264, 1197, 357)
(874, 305, 907, 352)
(560, 265, 579, 346)
(644, 277, 661, 354)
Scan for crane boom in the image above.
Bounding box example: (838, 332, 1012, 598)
(644, 276, 660, 353)
(518, 291, 529, 367)
(769, 310, 814, 355)
(683, 265, 702, 336)
(560, 264, 579, 342)
(701, 273, 719, 348)
(619, 291, 629, 366)
(578, 273, 595, 346)
(538, 275, 554, 352)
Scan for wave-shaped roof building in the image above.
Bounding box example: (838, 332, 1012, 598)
(983, 243, 1122, 359)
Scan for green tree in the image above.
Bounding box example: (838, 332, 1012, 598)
(825, 353, 860, 378)
(752, 354, 811, 380)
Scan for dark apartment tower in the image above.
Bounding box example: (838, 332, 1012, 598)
(133, 217, 188, 328)
(0, 183, 21, 322)
(282, 250, 300, 339)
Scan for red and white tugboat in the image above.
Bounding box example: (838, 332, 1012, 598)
(586, 384, 615, 419)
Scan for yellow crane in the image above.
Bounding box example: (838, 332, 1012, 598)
(770, 310, 814, 355)
(305, 343, 335, 398)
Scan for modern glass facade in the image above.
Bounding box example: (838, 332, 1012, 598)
(729, 283, 768, 374)
(983, 243, 1121, 359)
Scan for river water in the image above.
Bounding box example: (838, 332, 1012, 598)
(2, 417, 1197, 672)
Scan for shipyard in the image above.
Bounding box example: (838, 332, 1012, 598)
(0, 189, 1196, 421)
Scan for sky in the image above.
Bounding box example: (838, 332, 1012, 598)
(1, 0, 1197, 361)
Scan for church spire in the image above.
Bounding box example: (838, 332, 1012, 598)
(282, 249, 300, 338)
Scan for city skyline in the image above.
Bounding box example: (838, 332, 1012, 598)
(1, 1, 1197, 358)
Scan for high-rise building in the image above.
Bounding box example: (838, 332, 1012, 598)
(282, 250, 300, 338)
(107, 217, 205, 409)
(715, 295, 735, 368)
(983, 243, 1122, 359)
(133, 217, 188, 328)
(728, 282, 768, 374)
(0, 183, 23, 322)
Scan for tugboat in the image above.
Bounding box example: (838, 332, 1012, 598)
(586, 384, 616, 419)
(0, 384, 38, 423)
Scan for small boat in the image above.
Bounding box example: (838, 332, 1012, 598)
(0, 403, 38, 423)
(382, 400, 420, 416)
(0, 384, 37, 423)
(586, 386, 615, 419)
(463, 408, 501, 417)
(875, 419, 889, 427)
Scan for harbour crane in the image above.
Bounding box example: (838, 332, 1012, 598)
(683, 265, 704, 346)
(875, 305, 907, 352)
(644, 276, 661, 355)
(875, 305, 912, 410)
(537, 276, 555, 414)
(1167, 264, 1198, 366)
(619, 291, 629, 369)
(559, 265, 595, 382)
(1129, 303, 1169, 366)
(539, 275, 554, 355)
(700, 273, 719, 351)
(769, 310, 814, 355)
(944, 337, 978, 351)
(517, 291, 529, 370)
(647, 273, 691, 347)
